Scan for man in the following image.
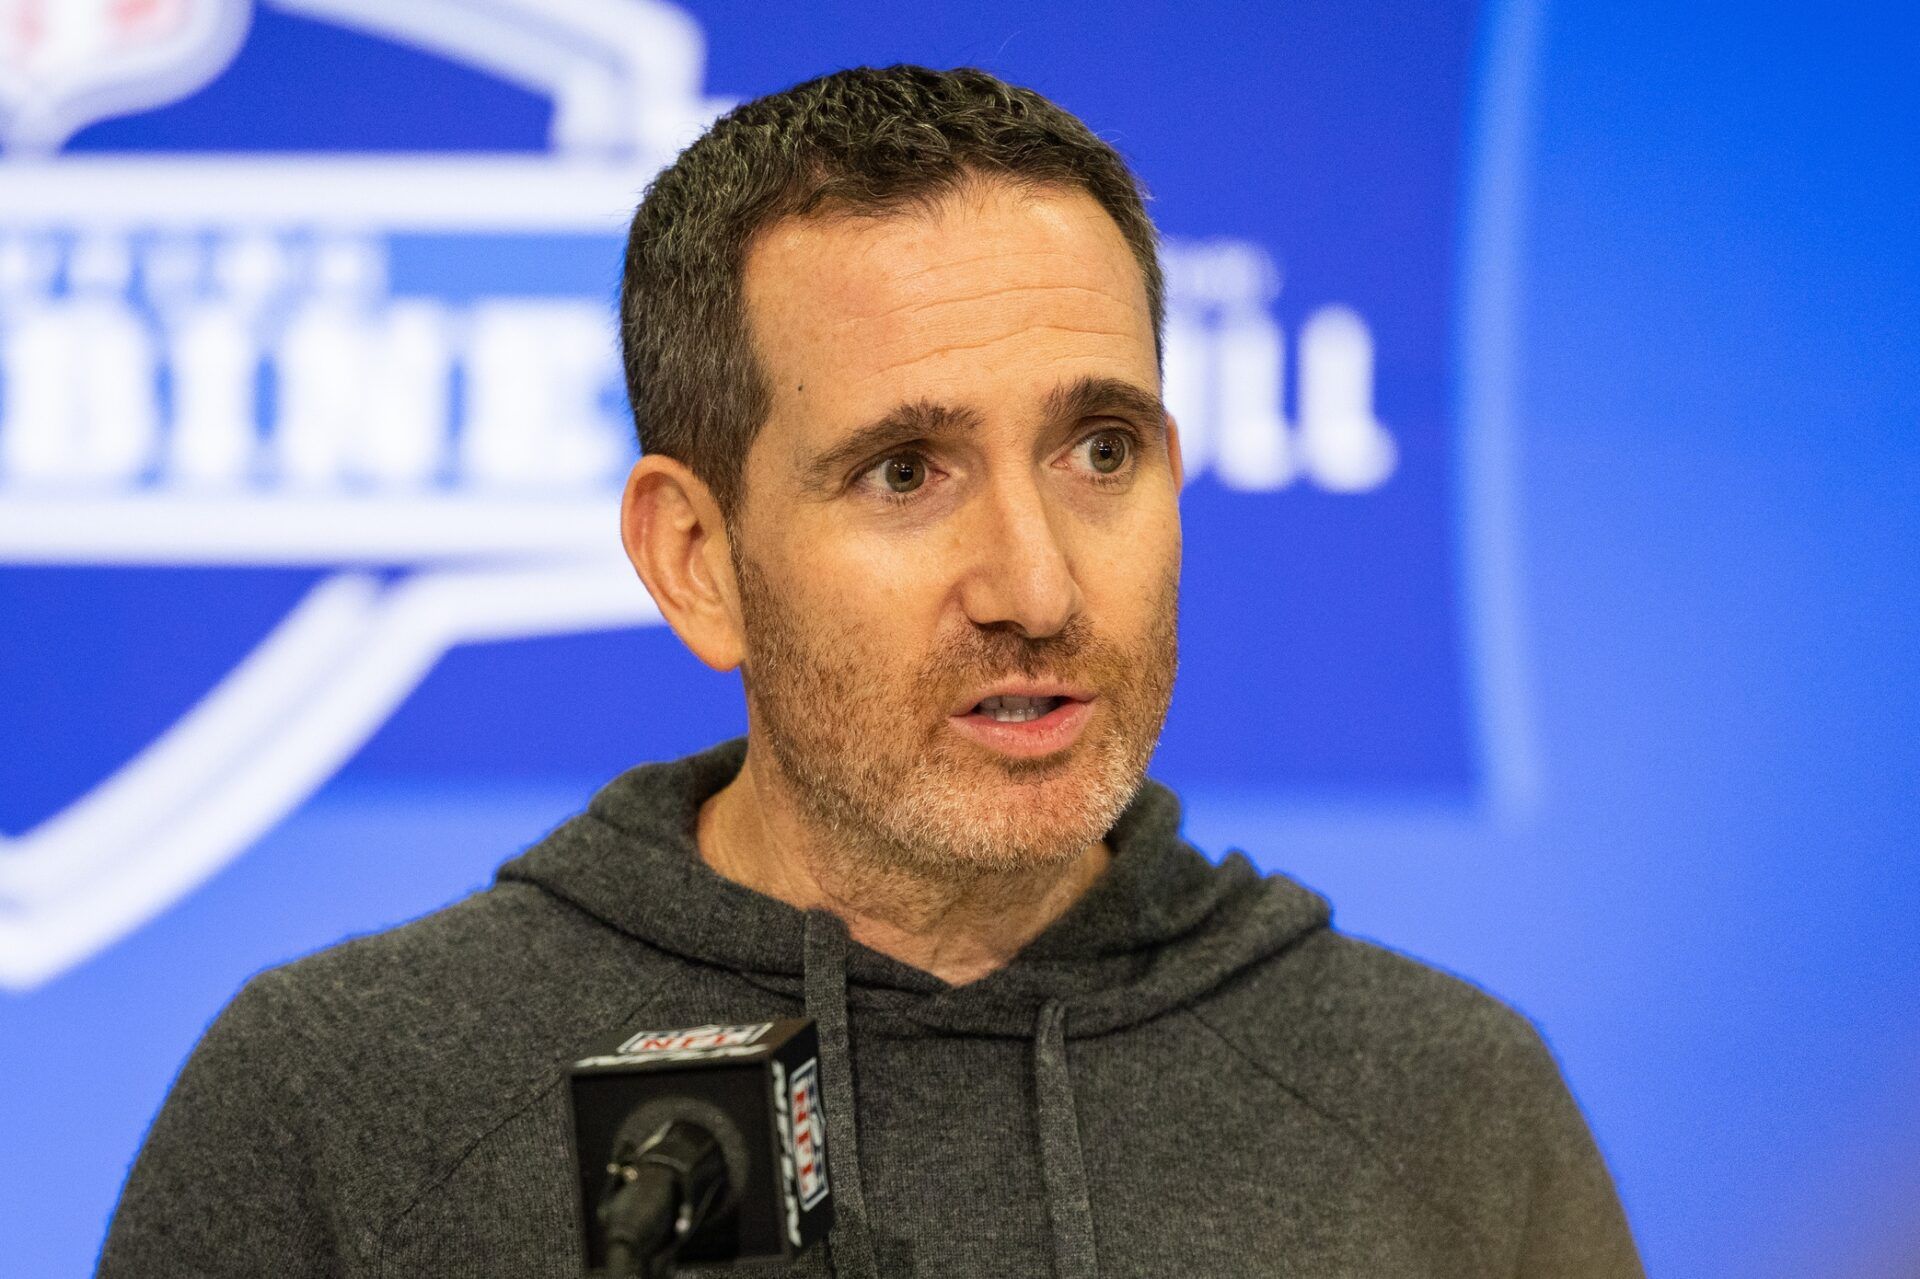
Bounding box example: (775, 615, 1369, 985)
(100, 66, 1642, 1277)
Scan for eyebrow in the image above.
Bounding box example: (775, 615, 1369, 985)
(1042, 375, 1169, 439)
(797, 399, 986, 492)
(796, 375, 1167, 494)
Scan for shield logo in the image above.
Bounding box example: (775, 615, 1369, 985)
(0, 0, 731, 989)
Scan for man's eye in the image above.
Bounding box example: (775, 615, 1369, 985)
(1082, 429, 1131, 476)
(872, 454, 926, 495)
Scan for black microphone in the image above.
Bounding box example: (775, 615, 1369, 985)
(569, 1019, 835, 1277)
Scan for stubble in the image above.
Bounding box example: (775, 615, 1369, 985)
(733, 548, 1178, 881)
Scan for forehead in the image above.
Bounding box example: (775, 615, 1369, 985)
(739, 180, 1158, 434)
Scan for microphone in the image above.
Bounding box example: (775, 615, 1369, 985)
(569, 1019, 835, 1277)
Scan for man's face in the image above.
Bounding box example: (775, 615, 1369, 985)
(730, 178, 1181, 873)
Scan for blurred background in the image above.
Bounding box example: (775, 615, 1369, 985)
(1, 0, 1914, 1274)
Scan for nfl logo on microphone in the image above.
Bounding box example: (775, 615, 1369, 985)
(788, 1058, 829, 1211)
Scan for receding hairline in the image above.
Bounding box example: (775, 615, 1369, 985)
(733, 170, 1158, 391)
(739, 168, 1152, 290)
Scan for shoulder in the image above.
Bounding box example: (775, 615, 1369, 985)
(267, 878, 624, 1027)
(238, 878, 671, 1101)
(1190, 930, 1584, 1250)
(189, 881, 681, 1215)
(1221, 928, 1555, 1083)
(105, 881, 657, 1272)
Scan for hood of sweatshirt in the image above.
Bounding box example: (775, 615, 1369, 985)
(497, 737, 1331, 1279)
(500, 736, 1329, 1037)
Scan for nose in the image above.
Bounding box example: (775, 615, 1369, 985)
(955, 468, 1079, 638)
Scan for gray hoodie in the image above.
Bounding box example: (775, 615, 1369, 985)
(99, 738, 1643, 1277)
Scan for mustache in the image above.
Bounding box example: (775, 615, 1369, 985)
(922, 614, 1099, 684)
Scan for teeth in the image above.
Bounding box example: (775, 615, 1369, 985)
(975, 694, 1060, 723)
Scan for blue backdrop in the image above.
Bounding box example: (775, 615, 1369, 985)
(1, 1, 1915, 1275)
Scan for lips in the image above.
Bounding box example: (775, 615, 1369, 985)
(949, 681, 1096, 718)
(948, 682, 1096, 759)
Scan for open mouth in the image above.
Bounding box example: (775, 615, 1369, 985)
(948, 690, 1095, 759)
(970, 694, 1072, 724)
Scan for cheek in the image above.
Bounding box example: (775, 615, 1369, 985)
(782, 536, 948, 655)
(1077, 486, 1181, 578)
(855, 500, 1010, 592)
(1085, 521, 1180, 638)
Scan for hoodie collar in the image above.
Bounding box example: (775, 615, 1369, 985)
(497, 737, 1330, 1039)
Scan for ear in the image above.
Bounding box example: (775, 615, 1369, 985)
(1165, 411, 1186, 489)
(620, 455, 745, 672)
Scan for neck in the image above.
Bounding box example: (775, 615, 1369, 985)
(695, 745, 1110, 987)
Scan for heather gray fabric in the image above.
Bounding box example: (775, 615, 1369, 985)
(99, 737, 1644, 1277)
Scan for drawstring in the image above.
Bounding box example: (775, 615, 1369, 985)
(1035, 1000, 1099, 1279)
(800, 920, 1097, 1279)
(804, 913, 879, 1279)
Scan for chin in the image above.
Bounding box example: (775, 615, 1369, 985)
(885, 750, 1137, 871)
(903, 826, 1097, 875)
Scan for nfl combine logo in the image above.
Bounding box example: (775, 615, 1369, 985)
(0, 0, 1406, 992)
(0, 0, 726, 991)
